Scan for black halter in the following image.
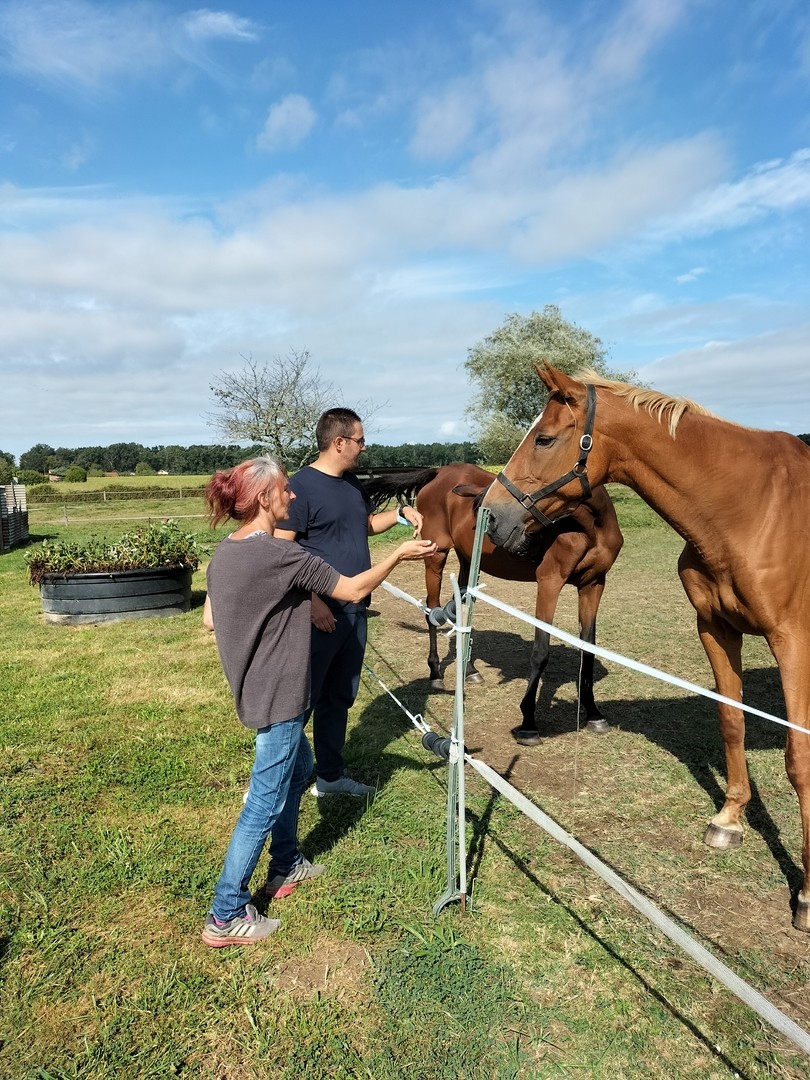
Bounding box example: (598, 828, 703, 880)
(495, 383, 596, 527)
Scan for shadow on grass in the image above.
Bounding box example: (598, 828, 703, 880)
(299, 637, 438, 861)
(466, 759, 758, 1080)
(190, 587, 207, 611)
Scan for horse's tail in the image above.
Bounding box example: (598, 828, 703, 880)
(362, 468, 440, 510)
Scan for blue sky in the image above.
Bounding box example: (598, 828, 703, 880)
(2, 0, 810, 461)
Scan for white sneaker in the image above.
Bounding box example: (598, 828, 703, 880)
(310, 773, 376, 798)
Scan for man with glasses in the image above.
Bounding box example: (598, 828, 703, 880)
(276, 408, 423, 796)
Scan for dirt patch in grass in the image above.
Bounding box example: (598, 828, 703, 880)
(270, 939, 371, 1000)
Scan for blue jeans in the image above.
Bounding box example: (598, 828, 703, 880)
(211, 713, 313, 922)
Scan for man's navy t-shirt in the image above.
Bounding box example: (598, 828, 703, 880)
(282, 466, 373, 612)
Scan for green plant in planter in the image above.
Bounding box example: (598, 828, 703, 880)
(25, 520, 201, 586)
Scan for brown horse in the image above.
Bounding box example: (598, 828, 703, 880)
(364, 463, 623, 740)
(482, 362, 810, 931)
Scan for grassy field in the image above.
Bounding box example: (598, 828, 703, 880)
(1, 485, 809, 1078)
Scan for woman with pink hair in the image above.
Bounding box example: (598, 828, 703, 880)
(200, 454, 435, 947)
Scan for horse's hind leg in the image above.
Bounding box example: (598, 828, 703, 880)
(771, 635, 810, 931)
(786, 720, 810, 931)
(696, 616, 749, 849)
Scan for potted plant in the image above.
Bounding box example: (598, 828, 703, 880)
(26, 520, 201, 625)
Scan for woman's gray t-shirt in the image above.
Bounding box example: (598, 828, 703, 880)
(206, 533, 340, 729)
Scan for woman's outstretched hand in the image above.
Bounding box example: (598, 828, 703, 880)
(397, 539, 438, 560)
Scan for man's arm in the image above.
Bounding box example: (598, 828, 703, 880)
(368, 504, 424, 536)
(274, 526, 336, 632)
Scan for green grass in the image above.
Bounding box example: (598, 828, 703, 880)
(1, 485, 809, 1078)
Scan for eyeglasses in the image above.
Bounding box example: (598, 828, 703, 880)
(341, 435, 366, 447)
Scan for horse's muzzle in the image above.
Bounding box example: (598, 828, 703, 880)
(486, 508, 533, 556)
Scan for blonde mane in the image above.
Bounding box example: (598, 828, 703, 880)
(575, 368, 715, 439)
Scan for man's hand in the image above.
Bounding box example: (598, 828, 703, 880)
(311, 593, 337, 632)
(400, 505, 424, 537)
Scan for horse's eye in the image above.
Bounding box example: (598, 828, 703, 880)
(534, 435, 555, 449)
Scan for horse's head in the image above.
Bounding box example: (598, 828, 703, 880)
(481, 362, 603, 555)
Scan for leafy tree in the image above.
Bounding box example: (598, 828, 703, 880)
(135, 461, 156, 475)
(19, 444, 55, 473)
(0, 451, 15, 484)
(464, 306, 638, 463)
(362, 441, 481, 468)
(63, 465, 87, 482)
(105, 443, 145, 473)
(207, 350, 378, 470)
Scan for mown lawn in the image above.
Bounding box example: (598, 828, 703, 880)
(1, 486, 809, 1078)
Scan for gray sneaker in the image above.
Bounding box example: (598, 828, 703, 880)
(264, 856, 325, 899)
(310, 773, 376, 798)
(201, 903, 281, 948)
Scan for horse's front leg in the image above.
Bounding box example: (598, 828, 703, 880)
(576, 578, 608, 734)
(696, 614, 749, 849)
(770, 634, 810, 931)
(513, 576, 564, 743)
(514, 626, 550, 744)
(455, 556, 483, 686)
(425, 551, 448, 690)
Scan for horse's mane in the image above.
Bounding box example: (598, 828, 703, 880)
(574, 368, 716, 439)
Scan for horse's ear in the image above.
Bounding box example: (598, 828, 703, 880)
(533, 361, 583, 402)
(451, 483, 485, 498)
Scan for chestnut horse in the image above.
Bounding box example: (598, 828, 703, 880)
(364, 463, 623, 740)
(482, 362, 810, 931)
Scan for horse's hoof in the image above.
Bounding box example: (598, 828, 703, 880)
(512, 727, 541, 746)
(585, 718, 609, 734)
(703, 822, 744, 849)
(429, 679, 445, 692)
(464, 672, 485, 686)
(792, 898, 810, 933)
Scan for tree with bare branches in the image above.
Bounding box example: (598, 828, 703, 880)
(207, 350, 345, 469)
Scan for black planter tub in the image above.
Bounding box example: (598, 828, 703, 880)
(39, 567, 193, 625)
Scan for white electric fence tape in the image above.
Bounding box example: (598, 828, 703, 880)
(467, 585, 807, 737)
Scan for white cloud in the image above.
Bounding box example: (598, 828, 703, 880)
(410, 83, 478, 160)
(182, 9, 258, 43)
(642, 325, 810, 433)
(676, 267, 707, 284)
(1, 0, 808, 459)
(256, 94, 316, 152)
(650, 149, 810, 240)
(0, 1, 259, 92)
(0, 1, 166, 91)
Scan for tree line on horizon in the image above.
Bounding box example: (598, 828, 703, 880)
(0, 438, 482, 484)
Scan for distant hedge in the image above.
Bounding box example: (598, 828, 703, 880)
(25, 483, 208, 504)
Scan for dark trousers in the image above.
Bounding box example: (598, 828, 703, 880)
(309, 607, 368, 782)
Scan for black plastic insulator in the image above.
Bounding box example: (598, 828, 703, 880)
(421, 731, 458, 760)
(427, 596, 458, 627)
